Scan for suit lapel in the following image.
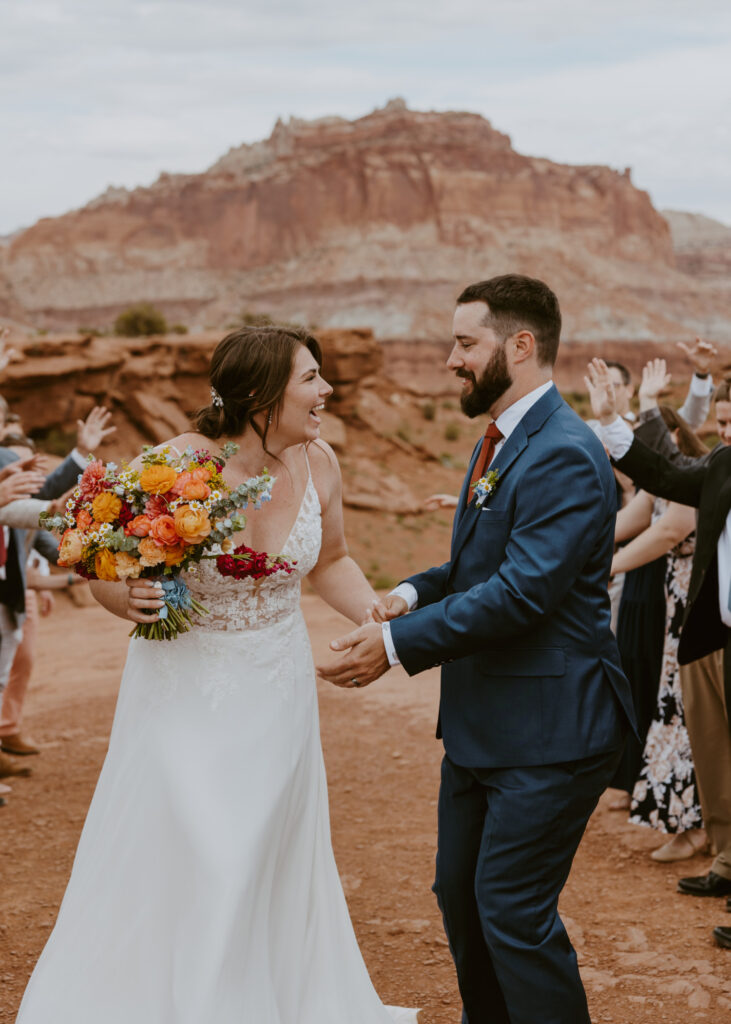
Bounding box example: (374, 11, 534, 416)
(450, 423, 529, 562)
(449, 384, 562, 564)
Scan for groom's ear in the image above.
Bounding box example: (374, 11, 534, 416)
(510, 330, 536, 365)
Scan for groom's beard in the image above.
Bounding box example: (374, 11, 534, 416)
(459, 343, 513, 418)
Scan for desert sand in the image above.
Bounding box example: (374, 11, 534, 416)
(1, 589, 729, 1023)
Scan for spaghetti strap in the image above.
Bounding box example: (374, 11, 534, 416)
(302, 443, 313, 483)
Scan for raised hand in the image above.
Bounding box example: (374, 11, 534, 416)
(585, 359, 619, 425)
(76, 406, 117, 457)
(638, 358, 672, 411)
(423, 493, 459, 511)
(0, 326, 17, 375)
(677, 336, 717, 376)
(317, 622, 391, 689)
(0, 469, 47, 506)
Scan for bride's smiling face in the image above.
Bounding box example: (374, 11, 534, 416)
(273, 344, 333, 446)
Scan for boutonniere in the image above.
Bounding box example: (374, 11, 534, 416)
(471, 469, 500, 508)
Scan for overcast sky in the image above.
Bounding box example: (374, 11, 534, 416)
(2, 1, 730, 234)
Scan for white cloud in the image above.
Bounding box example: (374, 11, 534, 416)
(1, 0, 730, 231)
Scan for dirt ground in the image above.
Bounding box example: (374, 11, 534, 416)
(1, 592, 730, 1023)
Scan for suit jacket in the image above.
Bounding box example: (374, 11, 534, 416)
(634, 408, 716, 468)
(616, 437, 731, 664)
(390, 385, 635, 768)
(0, 449, 81, 614)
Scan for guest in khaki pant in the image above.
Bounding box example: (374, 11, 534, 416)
(681, 650, 731, 879)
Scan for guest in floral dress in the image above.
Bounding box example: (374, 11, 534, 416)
(609, 408, 707, 862)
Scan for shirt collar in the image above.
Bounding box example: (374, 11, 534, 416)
(493, 380, 554, 443)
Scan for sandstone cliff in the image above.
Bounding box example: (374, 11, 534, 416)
(2, 100, 730, 341)
(662, 210, 731, 279)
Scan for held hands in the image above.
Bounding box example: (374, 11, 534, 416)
(367, 594, 408, 624)
(0, 468, 47, 506)
(317, 622, 391, 689)
(125, 577, 165, 625)
(585, 359, 619, 425)
(76, 406, 116, 457)
(677, 336, 717, 376)
(638, 358, 672, 411)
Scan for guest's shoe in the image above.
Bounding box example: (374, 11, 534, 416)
(0, 733, 40, 756)
(677, 871, 731, 897)
(726, 897, 731, 913)
(0, 751, 32, 779)
(650, 830, 707, 862)
(713, 926, 731, 949)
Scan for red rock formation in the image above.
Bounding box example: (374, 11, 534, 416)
(662, 210, 731, 278)
(2, 100, 729, 341)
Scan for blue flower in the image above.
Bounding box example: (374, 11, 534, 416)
(160, 576, 193, 610)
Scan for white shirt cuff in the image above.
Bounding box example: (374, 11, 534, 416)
(381, 622, 400, 666)
(690, 373, 713, 397)
(71, 448, 88, 469)
(600, 417, 635, 460)
(390, 582, 418, 611)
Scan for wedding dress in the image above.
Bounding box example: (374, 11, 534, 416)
(17, 451, 418, 1023)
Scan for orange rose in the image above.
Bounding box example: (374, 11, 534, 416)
(91, 492, 122, 524)
(164, 543, 187, 567)
(58, 529, 84, 566)
(173, 504, 212, 544)
(191, 466, 212, 483)
(126, 514, 152, 537)
(139, 464, 179, 495)
(114, 551, 142, 580)
(94, 548, 118, 581)
(180, 479, 211, 501)
(138, 536, 167, 567)
(77, 509, 93, 532)
(150, 514, 180, 547)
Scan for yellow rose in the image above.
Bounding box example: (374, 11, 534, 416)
(58, 529, 84, 566)
(114, 551, 142, 580)
(139, 465, 179, 495)
(94, 548, 118, 581)
(173, 505, 212, 544)
(91, 491, 122, 524)
(138, 536, 167, 567)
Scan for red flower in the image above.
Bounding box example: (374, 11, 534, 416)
(145, 494, 169, 519)
(216, 544, 295, 581)
(78, 460, 107, 501)
(118, 502, 134, 527)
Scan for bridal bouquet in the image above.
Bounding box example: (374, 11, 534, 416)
(41, 442, 295, 640)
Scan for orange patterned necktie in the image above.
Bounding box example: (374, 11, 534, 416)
(469, 422, 503, 501)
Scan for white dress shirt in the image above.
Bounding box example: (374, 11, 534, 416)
(381, 380, 555, 665)
(601, 414, 731, 629)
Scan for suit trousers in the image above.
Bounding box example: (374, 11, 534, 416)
(0, 590, 37, 736)
(434, 747, 621, 1024)
(681, 647, 731, 879)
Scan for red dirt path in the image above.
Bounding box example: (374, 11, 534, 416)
(1, 595, 729, 1022)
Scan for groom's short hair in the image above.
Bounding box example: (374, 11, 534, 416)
(457, 275, 561, 367)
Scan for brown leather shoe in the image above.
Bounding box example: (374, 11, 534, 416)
(1, 734, 40, 756)
(0, 751, 32, 779)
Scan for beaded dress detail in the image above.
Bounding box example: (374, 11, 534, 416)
(17, 448, 418, 1024)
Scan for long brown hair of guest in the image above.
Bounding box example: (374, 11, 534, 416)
(195, 326, 322, 456)
(658, 405, 708, 459)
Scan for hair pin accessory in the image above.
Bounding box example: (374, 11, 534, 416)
(211, 386, 224, 409)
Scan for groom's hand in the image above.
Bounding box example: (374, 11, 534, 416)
(317, 622, 390, 689)
(369, 594, 408, 623)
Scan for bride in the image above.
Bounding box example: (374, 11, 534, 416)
(16, 326, 418, 1023)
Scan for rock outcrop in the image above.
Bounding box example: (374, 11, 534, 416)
(662, 210, 731, 278)
(3, 100, 729, 341)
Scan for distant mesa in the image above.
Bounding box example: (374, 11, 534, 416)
(1, 100, 729, 341)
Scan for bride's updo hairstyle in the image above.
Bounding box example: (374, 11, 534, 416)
(195, 325, 322, 452)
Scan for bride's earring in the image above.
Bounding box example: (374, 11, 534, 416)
(267, 410, 273, 426)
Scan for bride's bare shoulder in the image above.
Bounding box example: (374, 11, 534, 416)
(306, 439, 341, 494)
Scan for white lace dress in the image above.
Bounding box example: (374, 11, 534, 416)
(17, 464, 418, 1023)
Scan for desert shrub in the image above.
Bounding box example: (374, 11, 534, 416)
(396, 423, 412, 443)
(77, 325, 105, 337)
(114, 303, 168, 337)
(371, 574, 397, 591)
(170, 323, 188, 335)
(444, 421, 461, 442)
(421, 400, 436, 421)
(441, 399, 456, 410)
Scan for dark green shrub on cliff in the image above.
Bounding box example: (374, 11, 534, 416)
(114, 303, 168, 337)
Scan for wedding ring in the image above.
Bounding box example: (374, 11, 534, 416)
(351, 678, 360, 687)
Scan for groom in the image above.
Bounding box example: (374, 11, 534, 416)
(319, 274, 636, 1024)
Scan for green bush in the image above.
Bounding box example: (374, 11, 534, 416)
(444, 421, 461, 442)
(170, 323, 188, 335)
(114, 303, 168, 337)
(421, 400, 436, 421)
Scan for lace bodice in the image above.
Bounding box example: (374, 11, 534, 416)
(182, 471, 322, 632)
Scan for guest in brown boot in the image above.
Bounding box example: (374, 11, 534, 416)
(0, 749, 31, 778)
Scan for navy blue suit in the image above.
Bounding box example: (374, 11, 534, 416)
(390, 385, 635, 1024)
